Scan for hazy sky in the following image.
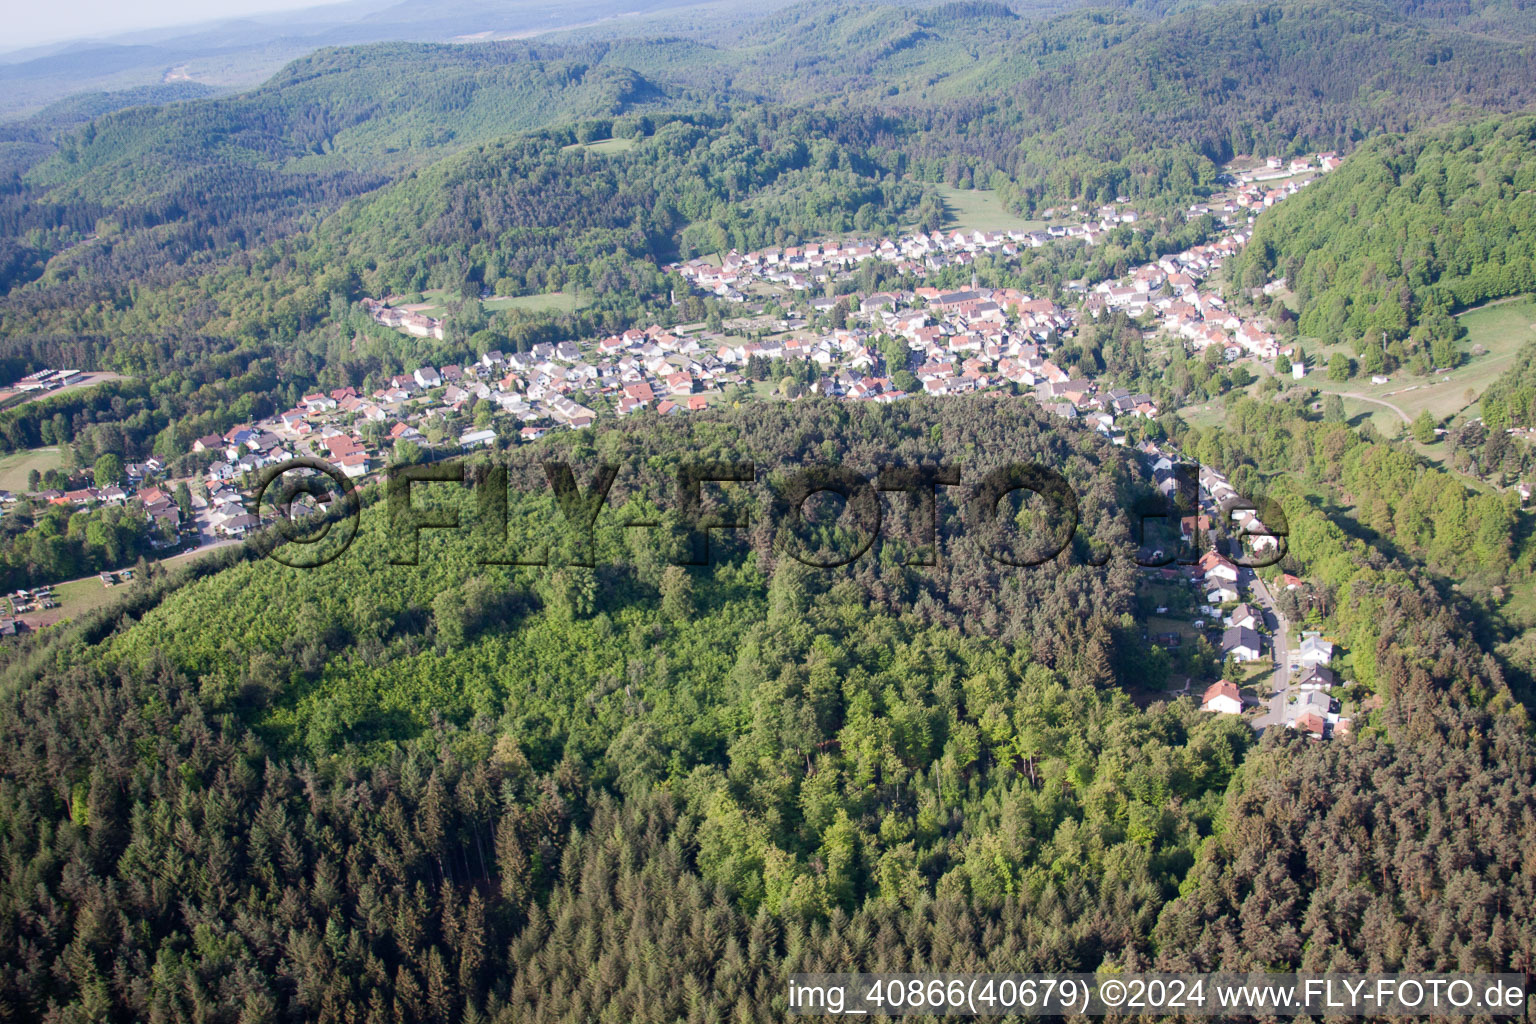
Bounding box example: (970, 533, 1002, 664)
(10, 0, 328, 49)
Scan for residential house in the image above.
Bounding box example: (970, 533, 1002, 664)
(1226, 603, 1259, 630)
(1297, 666, 1337, 691)
(1286, 690, 1333, 736)
(1222, 626, 1262, 662)
(1296, 632, 1334, 669)
(1201, 679, 1243, 715)
(1199, 550, 1239, 584)
(459, 428, 497, 449)
(1206, 582, 1240, 605)
(337, 452, 370, 479)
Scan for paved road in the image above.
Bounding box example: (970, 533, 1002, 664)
(1246, 570, 1291, 732)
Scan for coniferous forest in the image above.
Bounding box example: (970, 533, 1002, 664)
(0, 395, 1533, 1021)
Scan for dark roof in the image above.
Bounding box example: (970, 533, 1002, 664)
(1221, 625, 1260, 652)
(1298, 665, 1337, 686)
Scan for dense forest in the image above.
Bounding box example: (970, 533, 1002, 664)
(7, 0, 1536, 334)
(1, 397, 1534, 1021)
(313, 111, 929, 301)
(1179, 394, 1530, 587)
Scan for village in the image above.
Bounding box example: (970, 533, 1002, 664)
(1131, 441, 1352, 740)
(0, 153, 1345, 648)
(322, 151, 1335, 480)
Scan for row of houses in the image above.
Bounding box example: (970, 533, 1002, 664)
(231, 157, 1336, 507)
(1169, 438, 1348, 740)
(678, 202, 1152, 300)
(316, 159, 1330, 465)
(1089, 156, 1339, 367)
(685, 165, 1333, 429)
(17, 479, 185, 539)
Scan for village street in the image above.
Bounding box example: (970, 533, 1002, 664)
(1247, 568, 1291, 732)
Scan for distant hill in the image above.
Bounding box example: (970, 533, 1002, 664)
(5, 0, 1536, 330)
(0, 0, 725, 118)
(10, 0, 1536, 121)
(22, 0, 1536, 194)
(25, 42, 676, 200)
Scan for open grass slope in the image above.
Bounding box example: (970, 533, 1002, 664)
(0, 447, 61, 492)
(1305, 297, 1536, 428)
(935, 186, 1046, 232)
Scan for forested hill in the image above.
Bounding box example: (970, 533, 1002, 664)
(26, 43, 674, 198)
(8, 0, 1536, 329)
(22, 0, 1536, 196)
(1231, 115, 1536, 363)
(1, 396, 1533, 1020)
(305, 113, 930, 301)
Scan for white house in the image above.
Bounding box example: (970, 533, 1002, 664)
(1200, 551, 1239, 584)
(1298, 665, 1337, 691)
(337, 452, 370, 479)
(1207, 583, 1240, 606)
(1227, 602, 1259, 630)
(458, 428, 497, 449)
(1201, 679, 1244, 715)
(1297, 632, 1334, 669)
(1222, 625, 1262, 662)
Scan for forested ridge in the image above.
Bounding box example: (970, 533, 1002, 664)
(1, 397, 1535, 1020)
(1232, 115, 1536, 373)
(8, 0, 1536, 323)
(313, 112, 929, 301)
(1481, 338, 1536, 430)
(1162, 396, 1536, 974)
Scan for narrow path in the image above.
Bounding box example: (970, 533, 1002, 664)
(1336, 391, 1411, 424)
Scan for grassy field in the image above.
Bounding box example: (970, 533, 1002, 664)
(9, 539, 237, 630)
(0, 447, 62, 491)
(17, 575, 128, 630)
(1454, 297, 1536, 419)
(483, 292, 586, 314)
(1230, 662, 1274, 690)
(404, 289, 588, 318)
(561, 137, 637, 155)
(1176, 400, 1231, 431)
(1146, 614, 1204, 640)
(934, 186, 1046, 233)
(1497, 575, 1536, 629)
(398, 288, 449, 316)
(1303, 296, 1536, 430)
